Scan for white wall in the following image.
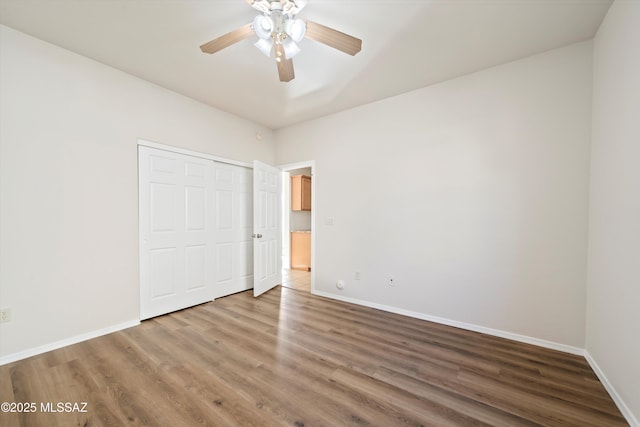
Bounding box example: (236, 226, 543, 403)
(587, 0, 640, 423)
(0, 25, 275, 360)
(276, 42, 593, 349)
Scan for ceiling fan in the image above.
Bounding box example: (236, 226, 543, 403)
(200, 0, 362, 82)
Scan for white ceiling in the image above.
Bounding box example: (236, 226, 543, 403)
(0, 0, 612, 129)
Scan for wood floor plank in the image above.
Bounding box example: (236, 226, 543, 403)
(331, 366, 492, 427)
(456, 368, 625, 426)
(0, 286, 629, 426)
(168, 362, 272, 427)
(373, 365, 540, 427)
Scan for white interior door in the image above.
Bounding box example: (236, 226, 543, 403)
(253, 160, 282, 297)
(139, 146, 215, 319)
(214, 162, 253, 297)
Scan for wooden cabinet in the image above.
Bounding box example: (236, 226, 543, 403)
(291, 175, 311, 211)
(291, 232, 311, 271)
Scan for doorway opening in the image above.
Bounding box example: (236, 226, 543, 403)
(280, 161, 315, 293)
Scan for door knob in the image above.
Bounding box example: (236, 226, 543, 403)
(252, 233, 263, 239)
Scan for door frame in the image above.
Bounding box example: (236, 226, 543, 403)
(138, 139, 252, 168)
(279, 160, 316, 294)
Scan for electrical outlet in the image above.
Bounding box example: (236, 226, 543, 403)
(0, 308, 11, 323)
(387, 275, 396, 287)
(355, 271, 361, 280)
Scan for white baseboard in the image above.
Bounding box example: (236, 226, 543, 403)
(312, 290, 584, 355)
(584, 351, 639, 427)
(0, 319, 140, 366)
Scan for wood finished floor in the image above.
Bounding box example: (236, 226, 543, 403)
(282, 268, 311, 293)
(0, 287, 628, 427)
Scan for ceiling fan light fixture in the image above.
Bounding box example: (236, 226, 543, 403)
(280, 0, 307, 15)
(249, 0, 271, 14)
(285, 18, 306, 42)
(254, 37, 274, 57)
(282, 38, 301, 59)
(252, 15, 274, 39)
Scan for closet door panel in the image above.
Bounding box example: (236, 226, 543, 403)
(139, 146, 215, 319)
(214, 162, 253, 297)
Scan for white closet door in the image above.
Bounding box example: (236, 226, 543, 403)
(214, 162, 253, 297)
(139, 146, 215, 320)
(253, 160, 282, 297)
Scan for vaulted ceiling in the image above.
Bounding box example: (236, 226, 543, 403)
(0, 0, 612, 129)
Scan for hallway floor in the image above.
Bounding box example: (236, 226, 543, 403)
(281, 268, 310, 292)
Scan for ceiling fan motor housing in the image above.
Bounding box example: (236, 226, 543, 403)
(252, 8, 306, 60)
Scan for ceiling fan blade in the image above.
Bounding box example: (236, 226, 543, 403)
(200, 23, 253, 54)
(305, 20, 362, 56)
(275, 44, 295, 82)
